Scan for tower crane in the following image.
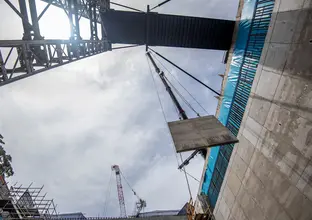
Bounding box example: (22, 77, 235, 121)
(111, 165, 146, 217)
(111, 165, 127, 217)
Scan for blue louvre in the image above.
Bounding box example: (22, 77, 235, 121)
(201, 0, 275, 209)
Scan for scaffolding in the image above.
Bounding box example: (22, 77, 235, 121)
(0, 181, 58, 220)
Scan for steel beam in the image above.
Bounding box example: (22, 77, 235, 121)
(68, 0, 82, 40)
(29, 0, 42, 40)
(89, 0, 99, 40)
(18, 0, 32, 40)
(39, 0, 110, 24)
(0, 40, 111, 86)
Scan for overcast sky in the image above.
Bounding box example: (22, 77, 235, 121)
(0, 0, 238, 217)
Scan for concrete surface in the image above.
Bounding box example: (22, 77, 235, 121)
(168, 116, 238, 153)
(213, 0, 312, 220)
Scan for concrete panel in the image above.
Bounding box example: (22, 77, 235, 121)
(219, 197, 231, 220)
(242, 127, 258, 147)
(284, 186, 312, 220)
(230, 201, 247, 220)
(222, 185, 235, 211)
(227, 147, 237, 172)
(273, 0, 282, 13)
(302, 162, 312, 185)
(248, 95, 272, 126)
(283, 42, 312, 80)
(168, 115, 238, 153)
(251, 63, 264, 94)
(256, 127, 309, 184)
(242, 167, 265, 196)
(245, 116, 263, 138)
(236, 135, 255, 165)
(252, 42, 269, 93)
(273, 75, 312, 121)
(271, 10, 300, 43)
(292, 8, 312, 43)
(264, 104, 312, 159)
(255, 70, 281, 101)
(240, 98, 253, 130)
(214, 209, 225, 220)
(296, 175, 312, 202)
(226, 168, 241, 197)
(263, 43, 290, 74)
(279, 0, 305, 12)
(304, 0, 312, 8)
(297, 162, 312, 201)
(249, 150, 293, 205)
(275, 210, 292, 220)
(236, 186, 265, 220)
(231, 154, 248, 181)
(242, 168, 281, 219)
(274, 75, 305, 106)
(299, 84, 312, 121)
(258, 43, 269, 67)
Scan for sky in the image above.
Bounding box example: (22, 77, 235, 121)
(0, 0, 239, 217)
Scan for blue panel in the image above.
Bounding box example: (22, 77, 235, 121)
(201, 0, 275, 209)
(201, 146, 219, 194)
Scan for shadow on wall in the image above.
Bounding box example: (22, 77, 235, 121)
(250, 94, 312, 116)
(258, 9, 312, 81)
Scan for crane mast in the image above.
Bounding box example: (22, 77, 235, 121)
(111, 165, 127, 217)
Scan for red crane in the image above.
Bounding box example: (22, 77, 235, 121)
(111, 165, 127, 217)
(111, 165, 146, 217)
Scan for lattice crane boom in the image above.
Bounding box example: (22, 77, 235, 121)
(111, 165, 127, 217)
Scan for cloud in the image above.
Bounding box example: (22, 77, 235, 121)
(0, 0, 239, 217)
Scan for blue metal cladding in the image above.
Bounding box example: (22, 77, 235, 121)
(201, 0, 275, 209)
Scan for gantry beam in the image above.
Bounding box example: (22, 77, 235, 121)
(0, 0, 112, 87)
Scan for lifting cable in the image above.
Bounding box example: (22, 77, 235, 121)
(112, 44, 143, 50)
(163, 75, 200, 117)
(148, 47, 221, 96)
(146, 55, 181, 168)
(120, 170, 140, 198)
(151, 53, 209, 115)
(146, 54, 195, 200)
(110, 2, 144, 12)
(150, 0, 172, 11)
(184, 171, 200, 183)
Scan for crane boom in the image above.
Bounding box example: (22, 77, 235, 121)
(111, 165, 127, 217)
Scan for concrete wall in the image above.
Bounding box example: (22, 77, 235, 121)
(213, 0, 312, 220)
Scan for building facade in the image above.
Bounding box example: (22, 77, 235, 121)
(199, 0, 276, 210)
(198, 0, 312, 219)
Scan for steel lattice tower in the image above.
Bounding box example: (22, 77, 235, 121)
(111, 165, 127, 217)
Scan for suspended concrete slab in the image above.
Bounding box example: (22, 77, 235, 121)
(168, 115, 238, 153)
